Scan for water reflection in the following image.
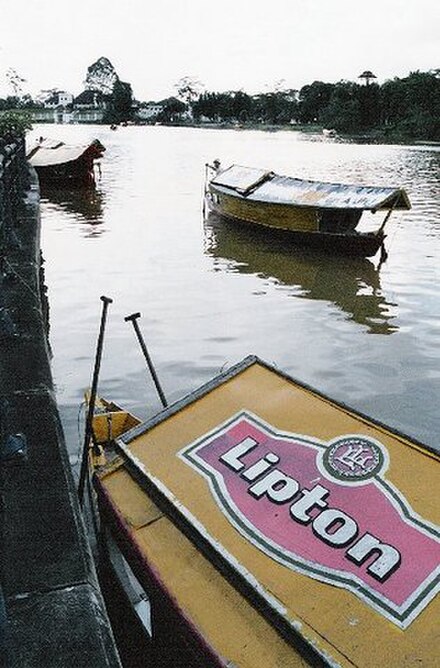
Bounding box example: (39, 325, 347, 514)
(40, 184, 105, 232)
(204, 213, 397, 335)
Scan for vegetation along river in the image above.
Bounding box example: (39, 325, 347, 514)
(29, 124, 440, 467)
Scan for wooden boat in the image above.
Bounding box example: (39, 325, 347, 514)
(86, 356, 439, 667)
(204, 164, 411, 258)
(27, 138, 105, 187)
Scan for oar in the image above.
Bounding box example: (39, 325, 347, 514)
(124, 312, 168, 409)
(78, 295, 113, 506)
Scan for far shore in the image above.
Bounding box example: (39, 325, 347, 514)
(30, 117, 440, 147)
(155, 120, 440, 146)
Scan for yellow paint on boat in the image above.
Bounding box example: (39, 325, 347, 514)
(105, 360, 439, 667)
(87, 392, 142, 444)
(93, 410, 140, 444)
(100, 463, 312, 667)
(88, 395, 142, 468)
(215, 190, 319, 232)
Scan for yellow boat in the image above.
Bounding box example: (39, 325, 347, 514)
(88, 356, 439, 667)
(204, 164, 411, 258)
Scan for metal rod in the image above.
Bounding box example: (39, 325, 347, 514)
(202, 163, 210, 217)
(124, 312, 168, 409)
(378, 199, 397, 234)
(78, 295, 113, 506)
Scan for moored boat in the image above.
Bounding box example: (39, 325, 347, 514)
(85, 356, 440, 667)
(204, 164, 411, 258)
(27, 137, 105, 187)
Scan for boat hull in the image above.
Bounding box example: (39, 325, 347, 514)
(34, 159, 96, 187)
(206, 191, 384, 258)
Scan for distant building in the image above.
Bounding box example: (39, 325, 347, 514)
(31, 89, 107, 124)
(359, 71, 377, 85)
(72, 90, 108, 122)
(31, 107, 58, 123)
(58, 91, 73, 106)
(74, 90, 107, 109)
(43, 91, 73, 108)
(136, 102, 164, 121)
(31, 90, 74, 123)
(31, 106, 75, 124)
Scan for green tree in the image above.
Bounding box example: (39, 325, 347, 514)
(6, 68, 26, 98)
(380, 71, 440, 139)
(192, 91, 235, 121)
(0, 110, 32, 138)
(257, 90, 298, 124)
(85, 57, 118, 94)
(175, 76, 204, 107)
(105, 80, 134, 123)
(298, 81, 335, 123)
(358, 82, 380, 129)
(321, 81, 362, 132)
(231, 91, 254, 122)
(192, 92, 219, 120)
(158, 97, 187, 123)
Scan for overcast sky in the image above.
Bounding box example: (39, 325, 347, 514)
(0, 0, 438, 101)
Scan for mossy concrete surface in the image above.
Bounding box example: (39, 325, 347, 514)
(0, 166, 121, 666)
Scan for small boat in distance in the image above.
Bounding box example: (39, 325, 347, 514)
(27, 137, 105, 187)
(204, 163, 411, 258)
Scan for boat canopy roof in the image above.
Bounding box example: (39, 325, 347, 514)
(27, 139, 104, 167)
(211, 165, 411, 211)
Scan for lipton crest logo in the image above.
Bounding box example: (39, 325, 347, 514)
(179, 411, 440, 629)
(322, 436, 386, 482)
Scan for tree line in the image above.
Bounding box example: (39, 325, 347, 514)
(1, 67, 439, 141)
(190, 70, 440, 141)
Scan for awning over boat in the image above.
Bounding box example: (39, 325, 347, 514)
(211, 165, 273, 195)
(27, 141, 103, 167)
(211, 165, 411, 211)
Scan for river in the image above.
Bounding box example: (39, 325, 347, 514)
(29, 124, 440, 465)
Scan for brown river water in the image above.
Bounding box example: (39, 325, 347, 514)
(29, 124, 440, 465)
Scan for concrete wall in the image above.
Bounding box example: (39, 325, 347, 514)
(0, 137, 121, 666)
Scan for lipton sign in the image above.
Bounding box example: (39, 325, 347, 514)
(179, 411, 440, 628)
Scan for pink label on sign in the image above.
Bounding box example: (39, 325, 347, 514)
(179, 411, 440, 628)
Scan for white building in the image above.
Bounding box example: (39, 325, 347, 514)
(58, 92, 73, 106)
(137, 103, 164, 121)
(41, 90, 74, 108)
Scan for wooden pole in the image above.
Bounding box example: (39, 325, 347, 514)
(78, 295, 113, 507)
(124, 312, 168, 409)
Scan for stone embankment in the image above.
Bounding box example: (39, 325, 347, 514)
(0, 136, 120, 666)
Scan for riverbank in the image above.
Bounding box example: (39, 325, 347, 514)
(0, 139, 119, 666)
